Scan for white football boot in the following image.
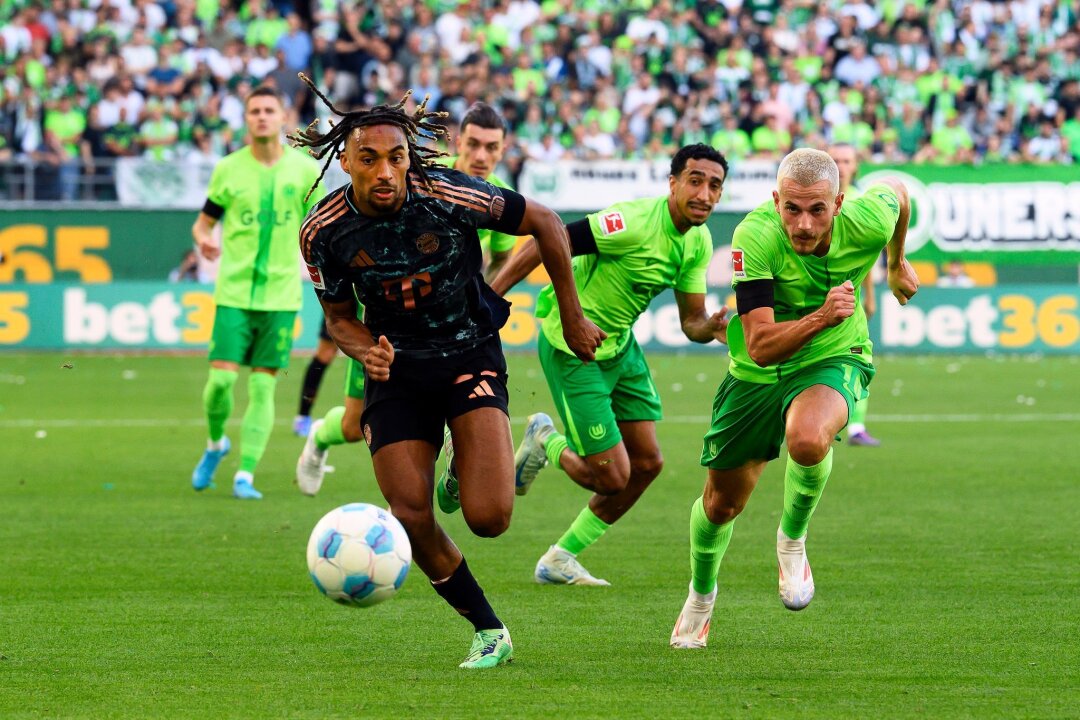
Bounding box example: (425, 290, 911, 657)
(670, 581, 717, 649)
(295, 419, 328, 496)
(777, 527, 815, 610)
(533, 545, 610, 586)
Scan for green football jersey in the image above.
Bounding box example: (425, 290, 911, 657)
(207, 145, 324, 312)
(536, 195, 713, 361)
(438, 155, 517, 253)
(726, 184, 900, 384)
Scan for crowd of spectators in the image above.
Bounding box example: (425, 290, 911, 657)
(0, 0, 1078, 200)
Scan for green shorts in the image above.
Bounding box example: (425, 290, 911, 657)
(700, 357, 874, 470)
(345, 357, 365, 400)
(208, 305, 296, 370)
(538, 333, 662, 457)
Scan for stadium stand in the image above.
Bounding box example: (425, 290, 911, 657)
(0, 0, 1077, 201)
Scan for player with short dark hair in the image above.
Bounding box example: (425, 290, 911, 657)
(291, 77, 606, 669)
(669, 148, 919, 649)
(475, 144, 730, 586)
(190, 85, 324, 500)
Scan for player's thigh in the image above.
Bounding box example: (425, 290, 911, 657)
(700, 374, 786, 471)
(370, 440, 439, 522)
(248, 310, 296, 369)
(539, 334, 622, 457)
(448, 407, 514, 519)
(208, 305, 255, 365)
(782, 358, 874, 437)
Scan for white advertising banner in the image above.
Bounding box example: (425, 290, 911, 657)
(517, 159, 777, 212)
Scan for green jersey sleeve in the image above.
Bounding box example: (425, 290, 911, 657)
(206, 156, 234, 209)
(840, 184, 900, 248)
(585, 201, 644, 257)
(730, 210, 783, 287)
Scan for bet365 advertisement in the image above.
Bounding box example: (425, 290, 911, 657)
(1, 283, 1077, 355)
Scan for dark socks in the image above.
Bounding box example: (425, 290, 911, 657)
(298, 358, 328, 416)
(430, 557, 502, 631)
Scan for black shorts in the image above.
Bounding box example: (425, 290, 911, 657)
(360, 334, 509, 454)
(318, 319, 332, 342)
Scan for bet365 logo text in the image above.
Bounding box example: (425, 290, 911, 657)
(880, 289, 1079, 351)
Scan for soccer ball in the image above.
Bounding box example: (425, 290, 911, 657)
(306, 503, 412, 607)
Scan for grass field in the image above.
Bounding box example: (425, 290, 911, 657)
(2, 351, 1078, 719)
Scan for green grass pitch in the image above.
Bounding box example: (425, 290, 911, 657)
(1, 351, 1077, 719)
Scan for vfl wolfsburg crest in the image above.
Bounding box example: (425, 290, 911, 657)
(588, 423, 607, 440)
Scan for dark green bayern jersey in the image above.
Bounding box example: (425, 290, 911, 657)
(300, 166, 526, 360)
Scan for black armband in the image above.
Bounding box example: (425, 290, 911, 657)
(566, 219, 598, 256)
(488, 188, 526, 235)
(202, 198, 225, 220)
(735, 279, 775, 315)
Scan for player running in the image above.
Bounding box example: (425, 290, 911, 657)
(670, 148, 918, 649)
(190, 86, 324, 500)
(296, 102, 516, 495)
(466, 144, 730, 586)
(829, 143, 881, 447)
(291, 78, 605, 668)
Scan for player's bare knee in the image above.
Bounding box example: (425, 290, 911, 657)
(592, 464, 630, 495)
(464, 508, 511, 538)
(341, 422, 364, 444)
(786, 434, 831, 466)
(632, 452, 664, 483)
(703, 496, 744, 525)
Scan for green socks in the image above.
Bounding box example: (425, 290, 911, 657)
(544, 431, 568, 469)
(556, 507, 611, 555)
(203, 367, 238, 442)
(780, 448, 833, 541)
(315, 406, 347, 450)
(239, 372, 277, 473)
(689, 496, 735, 595)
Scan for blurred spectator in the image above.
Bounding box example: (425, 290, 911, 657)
(0, 0, 1074, 197)
(937, 260, 976, 288)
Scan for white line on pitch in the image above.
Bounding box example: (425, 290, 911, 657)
(2, 413, 1080, 430)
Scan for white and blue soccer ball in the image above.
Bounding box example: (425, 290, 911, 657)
(306, 503, 412, 607)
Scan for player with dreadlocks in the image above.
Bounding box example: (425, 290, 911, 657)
(292, 76, 606, 670)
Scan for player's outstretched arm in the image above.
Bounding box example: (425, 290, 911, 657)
(515, 199, 607, 361)
(878, 178, 919, 305)
(741, 281, 856, 367)
(488, 237, 540, 296)
(192, 212, 220, 261)
(675, 291, 729, 344)
(320, 297, 393, 381)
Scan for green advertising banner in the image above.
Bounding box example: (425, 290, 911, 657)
(859, 165, 1080, 265)
(1, 282, 1078, 355)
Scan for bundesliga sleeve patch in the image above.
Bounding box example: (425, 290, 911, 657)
(600, 211, 626, 236)
(306, 263, 325, 289)
(732, 250, 746, 279)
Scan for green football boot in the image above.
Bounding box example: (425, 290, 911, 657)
(458, 627, 513, 669)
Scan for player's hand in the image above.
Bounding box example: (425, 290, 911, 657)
(888, 259, 919, 306)
(563, 316, 607, 363)
(196, 236, 221, 261)
(363, 335, 395, 382)
(818, 280, 856, 327)
(706, 306, 730, 344)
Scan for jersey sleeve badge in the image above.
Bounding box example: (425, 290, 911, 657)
(732, 250, 746, 279)
(600, 211, 626, 235)
(306, 263, 325, 289)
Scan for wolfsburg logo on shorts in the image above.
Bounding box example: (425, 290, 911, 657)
(588, 423, 607, 440)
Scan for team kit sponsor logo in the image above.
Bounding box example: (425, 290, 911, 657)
(600, 212, 626, 235)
